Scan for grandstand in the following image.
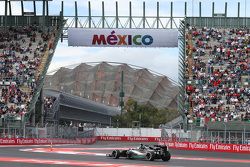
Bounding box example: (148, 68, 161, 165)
(0, 0, 64, 138)
(0, 24, 59, 119)
(181, 18, 250, 132)
(43, 89, 120, 126)
(185, 27, 249, 122)
(0, 26, 59, 105)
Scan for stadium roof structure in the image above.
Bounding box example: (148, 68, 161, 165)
(44, 62, 179, 109)
(43, 89, 119, 124)
(44, 89, 119, 117)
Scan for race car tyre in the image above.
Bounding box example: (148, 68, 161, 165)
(161, 151, 171, 161)
(146, 152, 155, 161)
(112, 150, 120, 159)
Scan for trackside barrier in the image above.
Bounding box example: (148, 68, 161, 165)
(158, 141, 250, 154)
(0, 137, 96, 145)
(97, 136, 161, 142)
(97, 136, 250, 153)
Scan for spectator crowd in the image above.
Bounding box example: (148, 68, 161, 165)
(44, 96, 56, 111)
(185, 27, 250, 124)
(0, 25, 56, 120)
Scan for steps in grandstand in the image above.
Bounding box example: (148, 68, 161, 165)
(36, 50, 50, 80)
(20, 86, 32, 93)
(44, 98, 60, 123)
(36, 36, 56, 80)
(45, 109, 56, 121)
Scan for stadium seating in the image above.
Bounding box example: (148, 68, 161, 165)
(186, 27, 250, 124)
(0, 25, 56, 120)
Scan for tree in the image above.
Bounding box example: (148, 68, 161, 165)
(112, 99, 180, 128)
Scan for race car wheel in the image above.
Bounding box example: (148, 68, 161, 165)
(112, 150, 120, 159)
(146, 152, 155, 161)
(161, 151, 171, 161)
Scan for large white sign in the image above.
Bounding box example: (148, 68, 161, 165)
(68, 28, 178, 47)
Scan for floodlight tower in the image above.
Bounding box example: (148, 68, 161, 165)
(119, 71, 125, 115)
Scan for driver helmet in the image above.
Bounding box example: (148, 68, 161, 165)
(140, 143, 145, 149)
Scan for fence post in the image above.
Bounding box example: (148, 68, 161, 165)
(243, 123, 246, 144)
(223, 123, 227, 143)
(190, 123, 193, 142)
(178, 123, 181, 141)
(229, 131, 231, 144)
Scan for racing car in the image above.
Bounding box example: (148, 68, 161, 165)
(106, 144, 171, 161)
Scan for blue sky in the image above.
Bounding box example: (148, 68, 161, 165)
(0, 0, 248, 82)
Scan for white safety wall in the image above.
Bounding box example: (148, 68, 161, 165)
(96, 128, 161, 137)
(68, 28, 178, 47)
(96, 128, 187, 137)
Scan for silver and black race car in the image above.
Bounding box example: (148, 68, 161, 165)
(106, 144, 171, 161)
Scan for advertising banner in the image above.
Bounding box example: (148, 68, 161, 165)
(159, 141, 250, 154)
(97, 136, 250, 153)
(68, 28, 178, 47)
(97, 136, 161, 142)
(0, 138, 96, 145)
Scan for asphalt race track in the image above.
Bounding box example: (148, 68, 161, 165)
(0, 141, 249, 167)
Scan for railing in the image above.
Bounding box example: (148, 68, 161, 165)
(63, 16, 182, 29)
(177, 20, 187, 131)
(45, 97, 60, 122)
(0, 16, 60, 27)
(186, 17, 250, 28)
(26, 13, 65, 120)
(161, 125, 250, 145)
(78, 129, 95, 138)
